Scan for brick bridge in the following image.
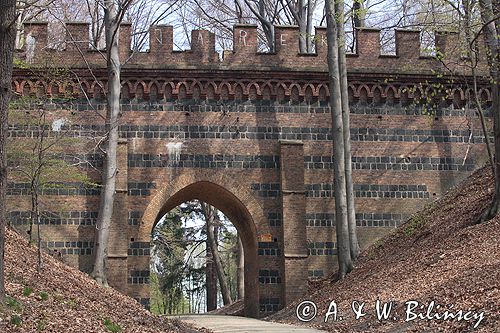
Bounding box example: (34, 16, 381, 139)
(8, 22, 490, 318)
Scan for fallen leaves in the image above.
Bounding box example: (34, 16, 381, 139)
(269, 166, 500, 333)
(0, 228, 206, 333)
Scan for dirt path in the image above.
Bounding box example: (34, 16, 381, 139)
(173, 314, 325, 332)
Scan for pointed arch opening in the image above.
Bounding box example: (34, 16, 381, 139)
(139, 179, 260, 318)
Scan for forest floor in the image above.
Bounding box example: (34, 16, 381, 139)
(268, 165, 500, 332)
(0, 228, 208, 333)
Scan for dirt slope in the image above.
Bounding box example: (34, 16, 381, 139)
(0, 228, 205, 333)
(270, 166, 500, 332)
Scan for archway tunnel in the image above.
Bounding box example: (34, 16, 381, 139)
(139, 180, 260, 318)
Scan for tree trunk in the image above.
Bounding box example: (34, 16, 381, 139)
(326, 0, 353, 279)
(298, 14, 307, 53)
(478, 0, 500, 223)
(306, 0, 314, 53)
(202, 203, 232, 306)
(91, 0, 122, 286)
(353, 0, 366, 28)
(205, 239, 217, 311)
(336, 0, 360, 261)
(236, 235, 244, 300)
(0, 0, 16, 304)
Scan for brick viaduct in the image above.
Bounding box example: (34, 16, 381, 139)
(7, 22, 491, 318)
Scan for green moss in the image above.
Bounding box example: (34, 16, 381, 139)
(11, 314, 22, 326)
(22, 287, 33, 297)
(103, 318, 122, 333)
(6, 295, 22, 312)
(36, 320, 47, 331)
(403, 216, 426, 236)
(39, 292, 49, 301)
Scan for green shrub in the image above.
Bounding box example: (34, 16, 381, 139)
(6, 296, 22, 312)
(404, 216, 425, 236)
(23, 287, 33, 297)
(39, 292, 49, 301)
(10, 314, 22, 327)
(103, 318, 122, 333)
(36, 320, 47, 331)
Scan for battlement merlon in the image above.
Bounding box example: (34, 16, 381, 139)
(19, 22, 488, 75)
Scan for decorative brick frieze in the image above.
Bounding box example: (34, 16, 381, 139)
(251, 183, 280, 198)
(9, 211, 97, 226)
(308, 270, 324, 278)
(267, 212, 282, 227)
(6, 182, 100, 196)
(306, 183, 430, 199)
(257, 242, 281, 256)
(306, 156, 475, 172)
(306, 212, 409, 227)
(128, 270, 150, 284)
(128, 211, 143, 226)
(258, 270, 281, 284)
(8, 123, 489, 144)
(308, 241, 337, 256)
(259, 298, 280, 313)
(128, 242, 151, 256)
(128, 153, 280, 169)
(127, 182, 156, 196)
(42, 240, 93, 255)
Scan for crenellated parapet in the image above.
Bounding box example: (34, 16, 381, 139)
(18, 22, 489, 75)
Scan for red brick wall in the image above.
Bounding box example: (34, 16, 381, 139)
(7, 22, 492, 316)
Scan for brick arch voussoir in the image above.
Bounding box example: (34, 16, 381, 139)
(174, 81, 189, 95)
(161, 81, 175, 95)
(288, 83, 303, 96)
(261, 81, 276, 95)
(317, 83, 329, 97)
(246, 82, 261, 96)
(138, 170, 263, 242)
(219, 81, 233, 95)
(303, 83, 316, 97)
(384, 84, 398, 98)
(133, 80, 148, 94)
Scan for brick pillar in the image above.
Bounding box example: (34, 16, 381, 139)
(279, 140, 308, 305)
(107, 138, 129, 293)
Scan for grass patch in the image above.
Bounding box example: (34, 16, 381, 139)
(10, 314, 22, 327)
(6, 295, 23, 312)
(39, 292, 49, 301)
(403, 216, 426, 236)
(23, 287, 33, 297)
(103, 318, 122, 333)
(36, 320, 47, 331)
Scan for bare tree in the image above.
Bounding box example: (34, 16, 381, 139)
(91, 0, 132, 286)
(352, 0, 366, 27)
(201, 202, 233, 306)
(336, 0, 359, 261)
(0, 0, 16, 303)
(284, 0, 318, 52)
(477, 0, 500, 222)
(326, 0, 354, 279)
(236, 235, 244, 299)
(237, 0, 277, 51)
